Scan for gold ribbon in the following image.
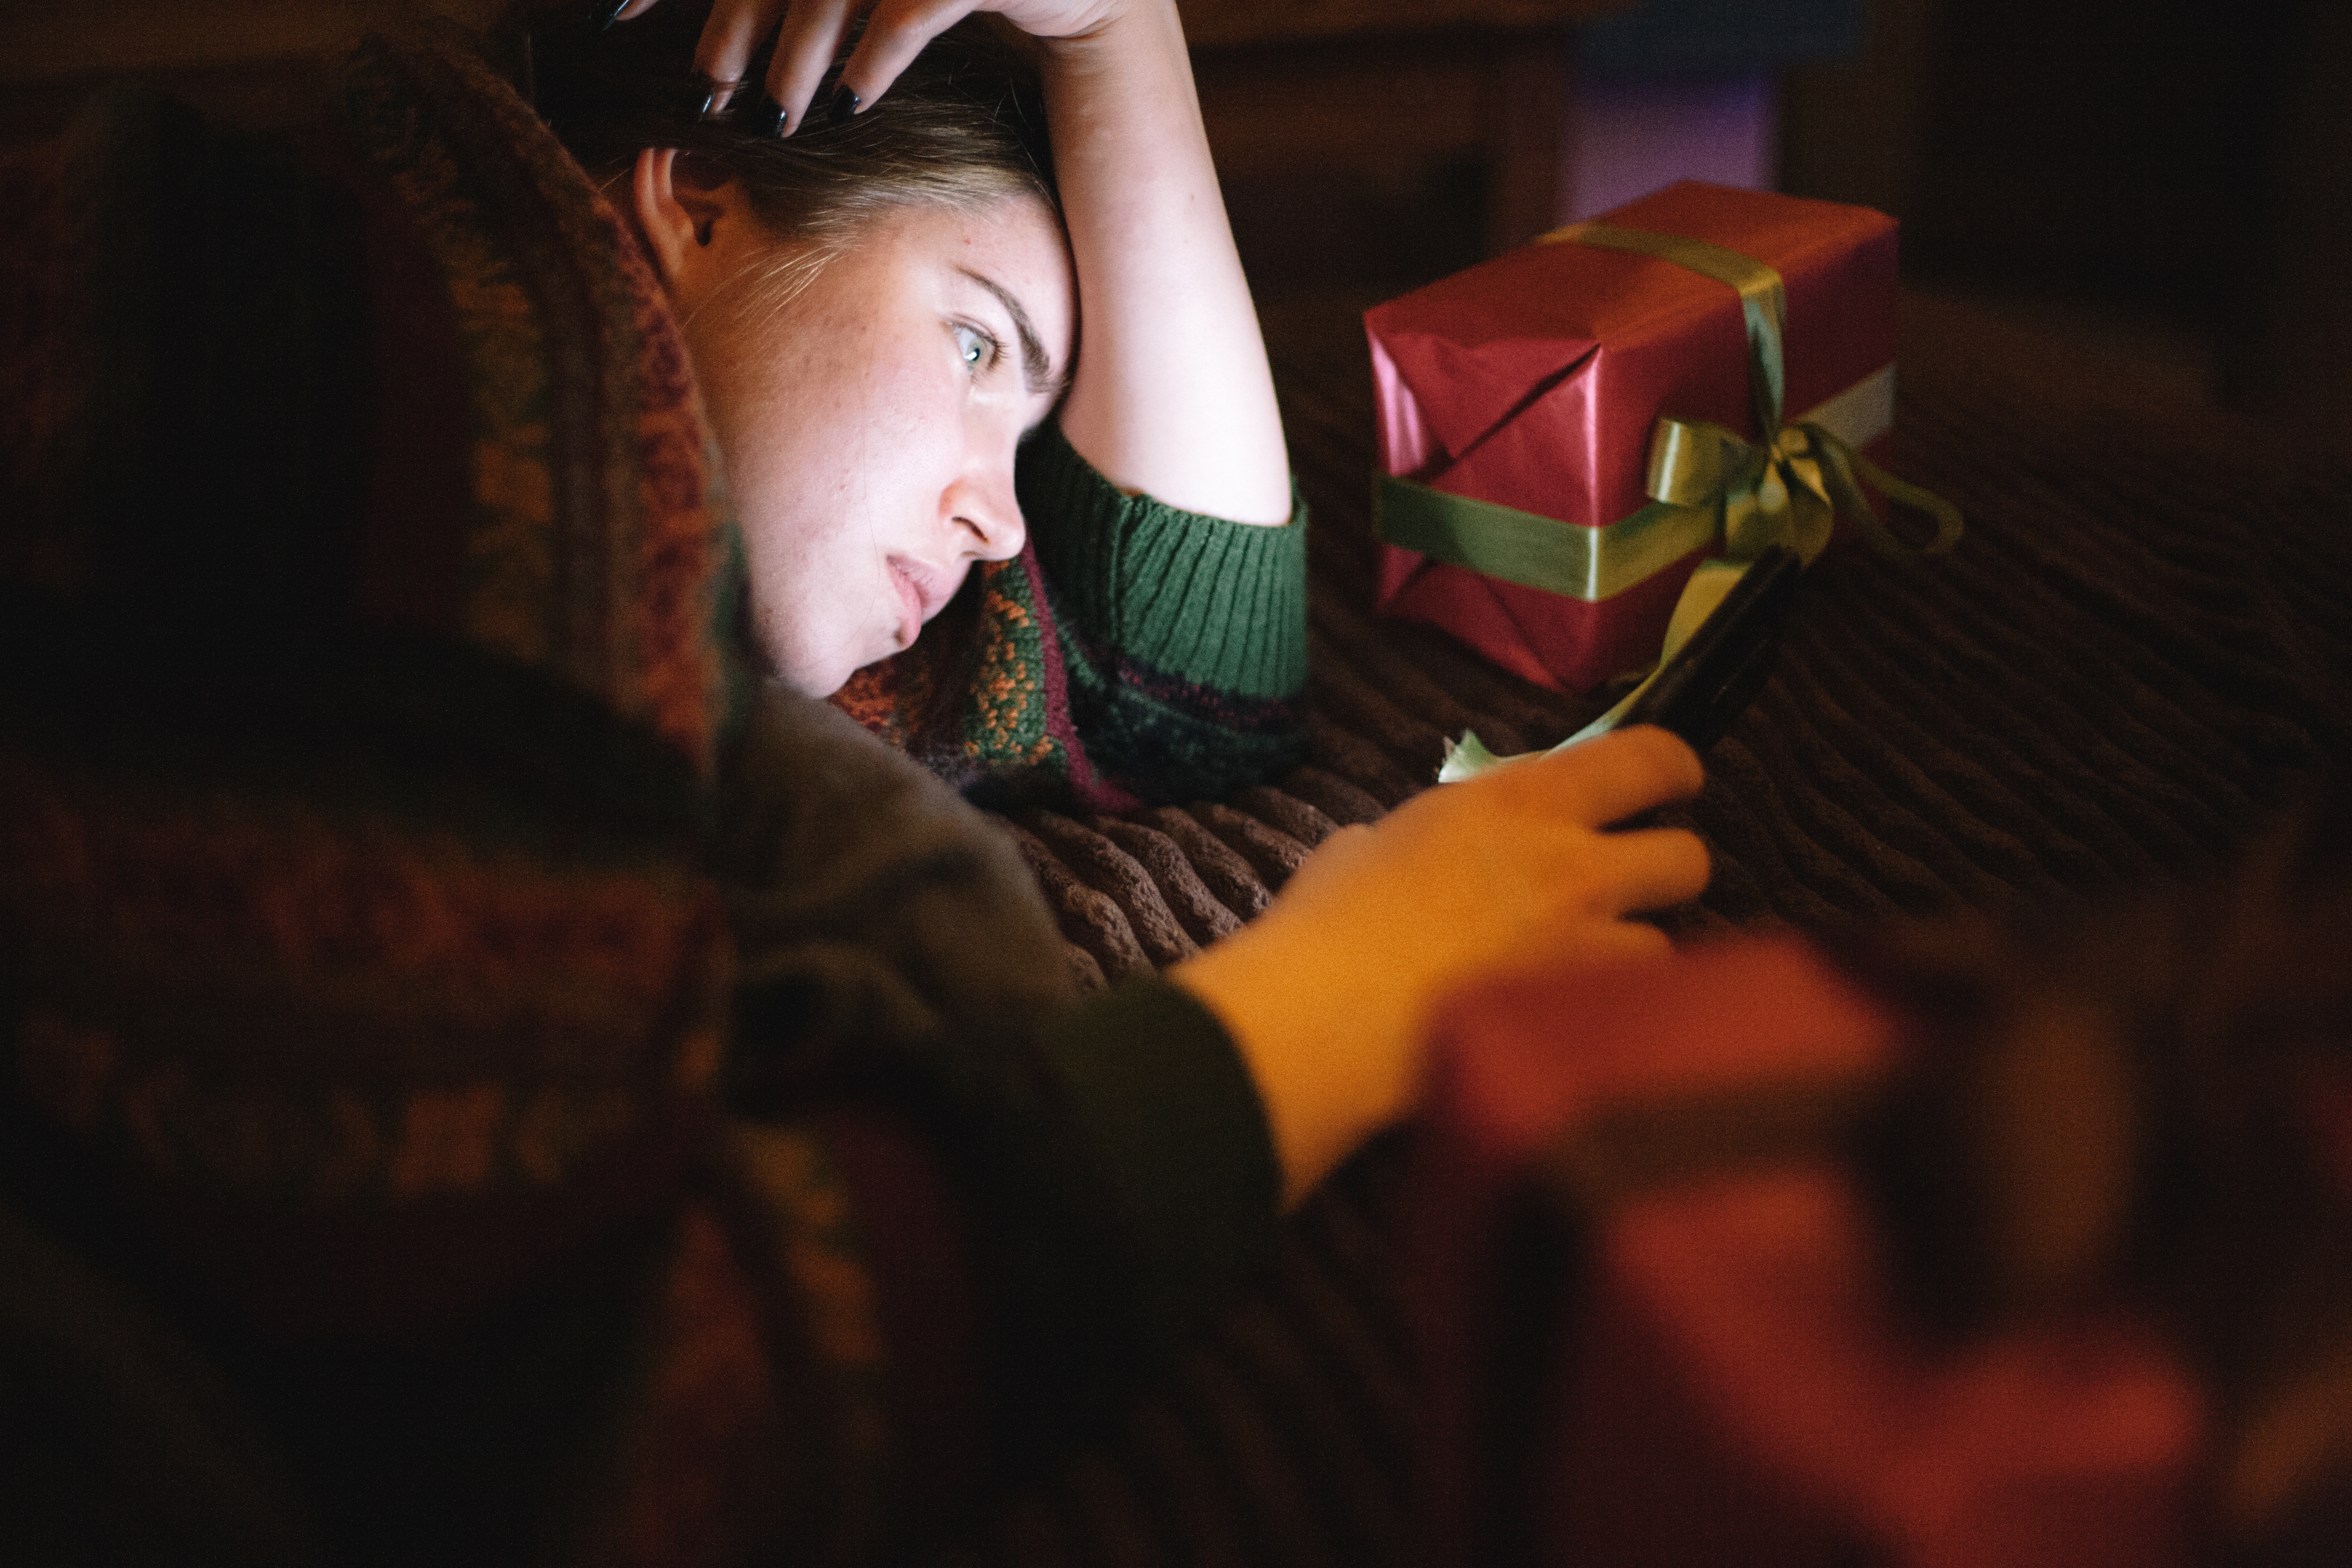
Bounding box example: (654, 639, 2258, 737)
(1552, 223, 1963, 577)
(1402, 222, 1963, 778)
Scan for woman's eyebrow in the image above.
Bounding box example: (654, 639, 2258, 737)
(958, 268, 1065, 400)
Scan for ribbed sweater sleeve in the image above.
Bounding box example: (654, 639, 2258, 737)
(1017, 422, 1311, 800)
(795, 975, 1278, 1530)
(1031, 978, 1281, 1355)
(1020, 423, 1309, 700)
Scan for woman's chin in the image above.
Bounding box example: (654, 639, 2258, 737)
(806, 664, 861, 700)
(756, 602, 911, 697)
(760, 643, 854, 700)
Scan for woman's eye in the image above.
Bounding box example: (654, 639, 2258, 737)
(953, 323, 998, 372)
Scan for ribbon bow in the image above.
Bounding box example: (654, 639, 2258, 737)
(1592, 223, 1961, 577)
(1414, 223, 1962, 780)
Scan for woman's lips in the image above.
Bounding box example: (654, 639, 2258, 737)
(886, 555, 958, 648)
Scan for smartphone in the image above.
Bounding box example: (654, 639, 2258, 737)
(1611, 544, 1803, 751)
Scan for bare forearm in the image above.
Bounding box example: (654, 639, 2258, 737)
(1038, 5, 1291, 524)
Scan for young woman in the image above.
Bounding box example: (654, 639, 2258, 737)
(539, 0, 1309, 807)
(0, 5, 1706, 1559)
(529, 0, 1705, 1270)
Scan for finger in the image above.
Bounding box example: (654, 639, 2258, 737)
(1588, 825, 1712, 914)
(766, 0, 863, 131)
(1576, 919, 1675, 965)
(1499, 915, 1674, 983)
(834, 0, 978, 113)
(1507, 724, 1705, 828)
(695, 0, 786, 112)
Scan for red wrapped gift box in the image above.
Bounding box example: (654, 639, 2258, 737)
(1406, 940, 2208, 1568)
(1367, 181, 1900, 693)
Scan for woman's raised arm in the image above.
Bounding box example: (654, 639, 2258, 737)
(624, 0, 1294, 526)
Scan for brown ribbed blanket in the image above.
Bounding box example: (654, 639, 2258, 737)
(964, 288, 2352, 1567)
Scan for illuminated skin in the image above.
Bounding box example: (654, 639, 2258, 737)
(623, 0, 1294, 528)
(634, 165, 1073, 694)
(633, 0, 1287, 690)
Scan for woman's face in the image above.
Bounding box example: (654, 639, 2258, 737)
(686, 197, 1075, 696)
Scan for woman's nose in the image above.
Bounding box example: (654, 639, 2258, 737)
(945, 462, 1027, 563)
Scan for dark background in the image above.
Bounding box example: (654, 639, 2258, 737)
(1191, 0, 2352, 436)
(1780, 0, 2351, 433)
(6, 0, 2350, 430)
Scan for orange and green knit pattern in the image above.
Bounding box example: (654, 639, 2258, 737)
(831, 425, 1309, 811)
(0, 29, 746, 1332)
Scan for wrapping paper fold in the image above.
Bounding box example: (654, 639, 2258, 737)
(1368, 181, 1900, 693)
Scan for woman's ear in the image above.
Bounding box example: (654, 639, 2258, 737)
(630, 148, 730, 296)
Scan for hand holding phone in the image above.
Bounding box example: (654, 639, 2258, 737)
(1610, 544, 1803, 751)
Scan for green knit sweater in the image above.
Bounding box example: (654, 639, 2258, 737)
(830, 424, 1311, 811)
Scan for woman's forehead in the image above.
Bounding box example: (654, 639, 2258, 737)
(888, 198, 1075, 363)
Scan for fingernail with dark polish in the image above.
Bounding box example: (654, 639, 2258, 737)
(595, 0, 630, 32)
(688, 74, 718, 119)
(828, 86, 861, 126)
(749, 95, 787, 136)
